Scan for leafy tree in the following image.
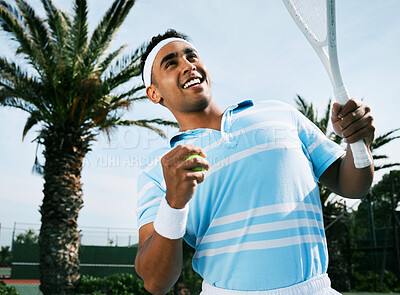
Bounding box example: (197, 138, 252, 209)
(15, 228, 39, 244)
(0, 0, 177, 293)
(355, 170, 400, 235)
(352, 170, 400, 283)
(0, 246, 13, 267)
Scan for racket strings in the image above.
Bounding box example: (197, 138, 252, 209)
(290, 0, 327, 42)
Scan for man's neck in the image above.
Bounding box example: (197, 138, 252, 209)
(176, 100, 224, 132)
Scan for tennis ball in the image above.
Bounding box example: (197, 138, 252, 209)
(185, 154, 205, 171)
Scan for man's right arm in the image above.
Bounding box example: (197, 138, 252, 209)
(135, 222, 183, 295)
(135, 144, 209, 294)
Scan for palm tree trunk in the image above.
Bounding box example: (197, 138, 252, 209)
(38, 126, 90, 294)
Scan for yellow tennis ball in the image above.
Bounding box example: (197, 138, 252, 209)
(185, 154, 205, 171)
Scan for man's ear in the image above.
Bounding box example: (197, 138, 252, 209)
(146, 85, 163, 104)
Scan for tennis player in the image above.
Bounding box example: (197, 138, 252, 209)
(134, 29, 374, 295)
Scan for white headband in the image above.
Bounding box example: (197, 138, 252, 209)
(143, 37, 196, 88)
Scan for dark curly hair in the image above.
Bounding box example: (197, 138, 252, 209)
(140, 29, 189, 85)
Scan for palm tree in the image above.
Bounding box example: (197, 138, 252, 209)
(0, 0, 178, 293)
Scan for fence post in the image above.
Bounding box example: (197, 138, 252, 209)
(366, 192, 378, 271)
(11, 222, 16, 252)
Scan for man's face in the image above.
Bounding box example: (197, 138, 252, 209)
(149, 41, 212, 113)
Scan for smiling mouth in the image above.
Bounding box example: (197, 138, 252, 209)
(182, 77, 204, 89)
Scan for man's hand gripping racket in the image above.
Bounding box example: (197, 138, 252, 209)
(282, 0, 373, 168)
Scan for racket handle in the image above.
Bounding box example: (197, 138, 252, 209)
(334, 85, 373, 169)
(349, 140, 373, 169)
(334, 85, 350, 105)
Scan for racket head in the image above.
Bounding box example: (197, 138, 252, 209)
(282, 0, 373, 168)
(282, 0, 328, 48)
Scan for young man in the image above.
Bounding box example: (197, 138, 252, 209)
(135, 29, 374, 295)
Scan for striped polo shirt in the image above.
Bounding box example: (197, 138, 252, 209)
(136, 99, 345, 291)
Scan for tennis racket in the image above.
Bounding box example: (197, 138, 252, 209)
(282, 0, 372, 169)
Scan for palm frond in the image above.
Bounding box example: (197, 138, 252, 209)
(98, 118, 179, 138)
(96, 44, 127, 76)
(114, 119, 167, 138)
(319, 98, 332, 134)
(32, 141, 44, 175)
(0, 0, 23, 23)
(0, 85, 49, 118)
(102, 59, 141, 94)
(295, 95, 316, 123)
(15, 0, 54, 73)
(100, 42, 146, 77)
(375, 163, 400, 172)
(114, 92, 147, 103)
(22, 110, 42, 140)
(85, 0, 134, 74)
(0, 2, 41, 71)
(41, 0, 68, 55)
(60, 10, 72, 27)
(69, 0, 88, 75)
(0, 56, 28, 81)
(0, 94, 37, 114)
(105, 93, 145, 111)
(370, 128, 400, 151)
(119, 118, 180, 129)
(373, 154, 388, 160)
(0, 57, 50, 116)
(109, 98, 130, 111)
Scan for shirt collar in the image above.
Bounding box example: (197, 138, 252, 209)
(169, 99, 254, 147)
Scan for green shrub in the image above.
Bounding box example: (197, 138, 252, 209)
(352, 270, 400, 292)
(0, 281, 20, 295)
(75, 273, 148, 295)
(0, 246, 12, 267)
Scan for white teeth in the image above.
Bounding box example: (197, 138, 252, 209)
(183, 78, 201, 89)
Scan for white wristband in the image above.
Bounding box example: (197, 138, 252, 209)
(153, 197, 189, 240)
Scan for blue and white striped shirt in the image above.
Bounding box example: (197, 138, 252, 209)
(136, 100, 345, 291)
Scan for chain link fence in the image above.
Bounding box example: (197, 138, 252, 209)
(0, 222, 139, 294)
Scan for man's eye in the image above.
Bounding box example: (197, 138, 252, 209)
(165, 61, 177, 69)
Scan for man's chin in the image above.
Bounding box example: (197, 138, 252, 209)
(187, 95, 212, 112)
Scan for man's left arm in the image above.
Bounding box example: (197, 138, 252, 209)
(320, 99, 375, 198)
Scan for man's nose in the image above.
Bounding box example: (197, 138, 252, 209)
(182, 59, 196, 74)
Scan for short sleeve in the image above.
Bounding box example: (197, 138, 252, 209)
(294, 109, 345, 179)
(136, 150, 167, 229)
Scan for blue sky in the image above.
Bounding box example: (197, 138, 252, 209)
(1, 0, 399, 238)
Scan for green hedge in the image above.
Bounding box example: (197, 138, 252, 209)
(0, 281, 19, 295)
(75, 274, 148, 295)
(352, 271, 400, 292)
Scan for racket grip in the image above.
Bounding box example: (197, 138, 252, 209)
(349, 140, 373, 169)
(334, 85, 373, 169)
(334, 85, 350, 105)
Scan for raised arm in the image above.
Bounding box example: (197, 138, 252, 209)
(320, 99, 375, 198)
(135, 144, 209, 294)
